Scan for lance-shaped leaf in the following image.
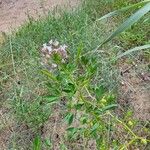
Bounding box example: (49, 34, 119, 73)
(97, 0, 150, 21)
(116, 44, 150, 59)
(99, 2, 150, 46)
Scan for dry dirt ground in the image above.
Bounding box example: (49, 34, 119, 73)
(119, 58, 150, 121)
(0, 0, 78, 32)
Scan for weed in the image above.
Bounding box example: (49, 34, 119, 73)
(0, 0, 150, 149)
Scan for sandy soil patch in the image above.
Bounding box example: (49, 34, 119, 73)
(119, 58, 150, 121)
(0, 0, 79, 32)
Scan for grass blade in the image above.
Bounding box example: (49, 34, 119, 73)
(100, 2, 150, 46)
(102, 104, 118, 112)
(65, 113, 74, 125)
(97, 0, 150, 21)
(44, 95, 60, 103)
(116, 44, 150, 59)
(41, 70, 57, 81)
(33, 136, 41, 150)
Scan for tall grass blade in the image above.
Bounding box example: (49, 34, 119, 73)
(100, 2, 150, 46)
(97, 0, 150, 21)
(116, 44, 150, 59)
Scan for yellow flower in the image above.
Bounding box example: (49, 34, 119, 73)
(101, 98, 107, 104)
(141, 139, 147, 145)
(128, 121, 133, 126)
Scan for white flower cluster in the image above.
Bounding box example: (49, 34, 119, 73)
(40, 40, 68, 70)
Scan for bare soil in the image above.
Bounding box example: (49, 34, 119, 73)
(119, 58, 150, 121)
(0, 0, 79, 32)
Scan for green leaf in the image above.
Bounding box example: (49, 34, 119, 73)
(97, 0, 150, 21)
(32, 136, 41, 150)
(60, 143, 68, 150)
(44, 95, 59, 103)
(80, 116, 87, 124)
(65, 113, 74, 125)
(66, 127, 78, 135)
(74, 102, 84, 110)
(81, 56, 89, 65)
(116, 44, 150, 59)
(102, 104, 118, 112)
(100, 2, 150, 46)
(76, 42, 83, 62)
(63, 82, 76, 94)
(67, 127, 76, 132)
(91, 123, 99, 133)
(95, 86, 106, 100)
(41, 70, 57, 81)
(45, 138, 52, 147)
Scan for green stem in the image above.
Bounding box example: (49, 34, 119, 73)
(120, 138, 137, 150)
